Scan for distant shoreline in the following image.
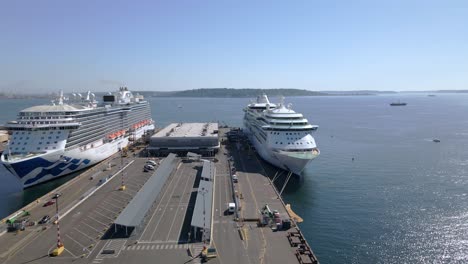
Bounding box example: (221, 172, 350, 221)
(1, 88, 467, 99)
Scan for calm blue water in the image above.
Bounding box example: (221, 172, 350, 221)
(1, 94, 467, 263)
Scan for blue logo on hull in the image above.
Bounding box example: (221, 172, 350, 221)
(8, 156, 91, 186)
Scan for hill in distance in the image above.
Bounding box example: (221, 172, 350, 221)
(139, 88, 326, 98)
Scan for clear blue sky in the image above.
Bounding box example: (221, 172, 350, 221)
(1, 0, 467, 93)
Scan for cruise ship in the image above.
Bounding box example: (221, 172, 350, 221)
(243, 94, 319, 176)
(1, 87, 154, 188)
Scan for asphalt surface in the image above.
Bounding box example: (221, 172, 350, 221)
(0, 129, 313, 264)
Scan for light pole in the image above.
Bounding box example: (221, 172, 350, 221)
(119, 150, 126, 191)
(51, 193, 64, 256)
(198, 187, 208, 244)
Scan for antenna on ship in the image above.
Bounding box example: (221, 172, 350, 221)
(279, 95, 285, 107)
(58, 90, 64, 105)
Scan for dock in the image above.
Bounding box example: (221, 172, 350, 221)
(0, 127, 318, 264)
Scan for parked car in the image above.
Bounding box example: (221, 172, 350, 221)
(39, 215, 50, 224)
(98, 178, 108, 185)
(43, 200, 55, 207)
(228, 203, 236, 214)
(144, 164, 155, 171)
(146, 160, 157, 166)
(232, 174, 238, 183)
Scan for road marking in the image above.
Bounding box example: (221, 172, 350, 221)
(93, 209, 114, 221)
(140, 161, 182, 241)
(107, 195, 127, 205)
(168, 164, 194, 241)
(81, 221, 101, 233)
(65, 234, 91, 253)
(87, 215, 108, 228)
(101, 200, 122, 210)
(73, 227, 95, 241)
(59, 161, 135, 221)
(97, 205, 117, 215)
(136, 245, 141, 250)
(156, 245, 160, 249)
(149, 162, 188, 241)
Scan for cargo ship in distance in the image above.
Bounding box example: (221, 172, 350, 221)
(243, 94, 320, 176)
(1, 87, 154, 188)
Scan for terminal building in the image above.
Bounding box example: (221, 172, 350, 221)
(148, 123, 219, 156)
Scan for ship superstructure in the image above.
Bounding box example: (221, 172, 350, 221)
(1, 87, 154, 188)
(243, 94, 319, 176)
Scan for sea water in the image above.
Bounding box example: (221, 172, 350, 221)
(0, 94, 467, 263)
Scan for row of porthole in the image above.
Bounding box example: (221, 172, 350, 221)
(14, 131, 62, 135)
(11, 141, 58, 145)
(13, 136, 60, 140)
(271, 132, 307, 135)
(13, 146, 57, 151)
(275, 142, 312, 145)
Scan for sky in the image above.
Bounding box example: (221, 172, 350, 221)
(1, 0, 467, 93)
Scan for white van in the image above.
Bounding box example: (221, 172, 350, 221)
(228, 203, 236, 214)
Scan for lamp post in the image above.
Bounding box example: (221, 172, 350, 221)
(51, 193, 64, 256)
(198, 187, 208, 244)
(119, 150, 126, 191)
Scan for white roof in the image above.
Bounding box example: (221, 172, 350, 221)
(152, 123, 218, 138)
(21, 104, 89, 112)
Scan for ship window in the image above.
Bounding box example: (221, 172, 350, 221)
(26, 137, 29, 140)
(46, 142, 50, 144)
(22, 132, 25, 134)
(276, 142, 278, 144)
(13, 137, 16, 140)
(24, 142, 27, 145)
(54, 141, 57, 144)
(43, 132, 46, 134)
(10, 142, 14, 145)
(50, 131, 53, 134)
(53, 147, 56, 149)
(22, 147, 25, 150)
(280, 142, 283, 144)
(41, 137, 44, 139)
(15, 148, 18, 150)
(39, 142, 42, 145)
(56, 136, 59, 139)
(58, 131, 61, 134)
(19, 137, 23, 140)
(37, 147, 40, 150)
(45, 147, 48, 149)
(48, 136, 51, 139)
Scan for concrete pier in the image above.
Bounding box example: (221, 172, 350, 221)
(0, 128, 318, 264)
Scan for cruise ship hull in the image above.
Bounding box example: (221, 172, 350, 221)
(245, 127, 318, 176)
(2, 125, 153, 188)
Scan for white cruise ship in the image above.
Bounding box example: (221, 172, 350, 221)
(243, 94, 319, 176)
(1, 87, 154, 188)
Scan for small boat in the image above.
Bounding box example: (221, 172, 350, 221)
(390, 101, 407, 106)
(433, 139, 440, 143)
(428, 94, 436, 97)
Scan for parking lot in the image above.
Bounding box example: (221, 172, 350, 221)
(50, 158, 156, 260)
